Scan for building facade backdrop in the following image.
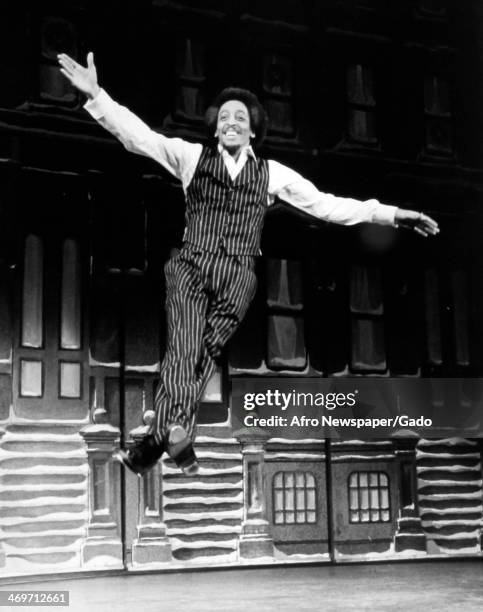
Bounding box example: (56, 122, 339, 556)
(0, 0, 482, 576)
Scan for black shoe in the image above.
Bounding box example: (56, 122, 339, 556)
(113, 435, 164, 476)
(167, 425, 199, 476)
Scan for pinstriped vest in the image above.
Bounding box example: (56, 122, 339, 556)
(184, 146, 269, 255)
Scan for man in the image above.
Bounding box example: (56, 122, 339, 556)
(58, 52, 439, 477)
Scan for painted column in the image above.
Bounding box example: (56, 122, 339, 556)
(235, 427, 274, 559)
(0, 427, 5, 567)
(480, 439, 483, 551)
(393, 437, 426, 552)
(79, 424, 123, 567)
(131, 426, 172, 565)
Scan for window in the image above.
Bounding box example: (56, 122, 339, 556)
(61, 239, 81, 349)
(174, 37, 206, 121)
(423, 74, 453, 156)
(39, 17, 78, 105)
(263, 53, 295, 137)
(22, 234, 44, 348)
(20, 359, 43, 397)
(273, 471, 317, 525)
(417, 0, 446, 17)
(350, 265, 386, 372)
(266, 259, 306, 371)
(346, 64, 378, 146)
(348, 471, 390, 523)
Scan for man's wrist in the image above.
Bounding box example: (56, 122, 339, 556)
(86, 85, 101, 101)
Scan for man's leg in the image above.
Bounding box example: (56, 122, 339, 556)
(203, 254, 257, 363)
(151, 251, 256, 474)
(151, 250, 209, 443)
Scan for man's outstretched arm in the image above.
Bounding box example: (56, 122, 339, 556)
(58, 52, 202, 187)
(268, 159, 439, 237)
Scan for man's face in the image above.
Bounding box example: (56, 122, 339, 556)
(216, 100, 254, 152)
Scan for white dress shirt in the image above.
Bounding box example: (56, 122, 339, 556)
(84, 89, 397, 227)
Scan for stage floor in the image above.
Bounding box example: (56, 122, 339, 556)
(2, 561, 483, 612)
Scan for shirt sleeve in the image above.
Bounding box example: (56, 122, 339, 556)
(267, 159, 397, 226)
(84, 89, 202, 189)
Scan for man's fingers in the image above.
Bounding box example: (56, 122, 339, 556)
(414, 226, 428, 237)
(87, 51, 94, 68)
(58, 53, 76, 68)
(58, 53, 84, 74)
(420, 213, 439, 233)
(59, 68, 74, 84)
(58, 56, 76, 74)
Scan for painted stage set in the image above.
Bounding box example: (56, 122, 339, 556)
(0, 0, 483, 578)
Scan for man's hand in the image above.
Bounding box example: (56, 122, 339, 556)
(395, 209, 439, 237)
(57, 52, 100, 100)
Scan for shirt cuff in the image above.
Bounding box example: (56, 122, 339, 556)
(83, 88, 112, 120)
(371, 201, 398, 226)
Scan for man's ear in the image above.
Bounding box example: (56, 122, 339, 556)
(251, 132, 256, 139)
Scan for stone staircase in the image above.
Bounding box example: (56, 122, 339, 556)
(416, 438, 482, 554)
(162, 436, 244, 563)
(0, 425, 88, 573)
(394, 505, 426, 552)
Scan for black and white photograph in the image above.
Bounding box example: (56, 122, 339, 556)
(0, 1, 482, 610)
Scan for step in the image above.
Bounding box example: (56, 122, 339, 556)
(165, 517, 241, 529)
(427, 541, 480, 554)
(166, 524, 241, 537)
(0, 456, 86, 470)
(0, 501, 87, 519)
(422, 518, 482, 528)
(420, 510, 482, 521)
(0, 472, 87, 486)
(0, 465, 88, 477)
(397, 517, 423, 531)
(163, 487, 242, 499)
(1, 517, 87, 533)
(422, 524, 481, 536)
(163, 509, 243, 522)
(418, 491, 482, 501)
(170, 537, 238, 551)
(162, 480, 242, 492)
(1, 533, 84, 550)
(417, 484, 482, 496)
(0, 485, 87, 502)
(417, 438, 478, 449)
(172, 548, 238, 562)
(163, 459, 241, 472)
(416, 450, 481, 460)
(5, 550, 80, 566)
(417, 469, 481, 481)
(168, 531, 240, 543)
(191, 450, 243, 461)
(162, 465, 242, 477)
(1, 440, 85, 453)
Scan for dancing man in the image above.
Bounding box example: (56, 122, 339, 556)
(58, 52, 439, 476)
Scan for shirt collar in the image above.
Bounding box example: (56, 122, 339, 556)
(217, 143, 257, 161)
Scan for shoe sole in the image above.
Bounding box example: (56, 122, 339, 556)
(167, 426, 199, 476)
(112, 450, 145, 477)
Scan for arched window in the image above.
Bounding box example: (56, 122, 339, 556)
(273, 471, 317, 525)
(348, 471, 390, 523)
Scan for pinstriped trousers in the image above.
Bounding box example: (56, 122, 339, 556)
(150, 245, 257, 441)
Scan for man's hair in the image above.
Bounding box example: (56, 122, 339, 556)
(205, 87, 268, 148)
